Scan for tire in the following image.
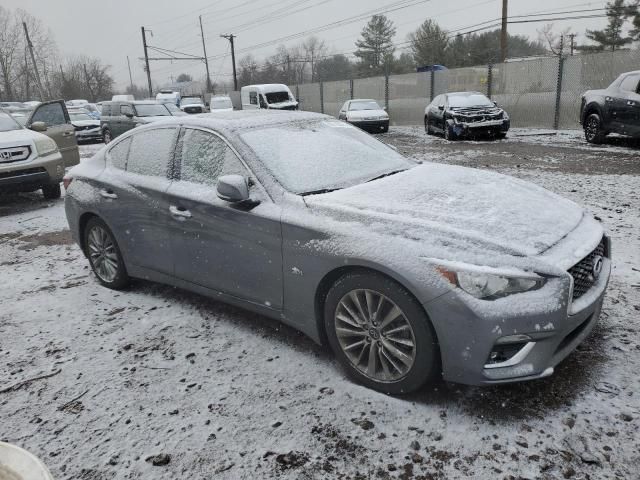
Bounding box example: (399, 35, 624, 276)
(324, 270, 439, 394)
(584, 113, 605, 144)
(381, 125, 389, 133)
(424, 117, 432, 135)
(83, 217, 129, 290)
(496, 132, 507, 140)
(103, 128, 113, 144)
(444, 122, 457, 141)
(42, 183, 61, 199)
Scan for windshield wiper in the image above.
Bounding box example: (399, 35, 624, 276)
(300, 187, 343, 196)
(365, 169, 406, 183)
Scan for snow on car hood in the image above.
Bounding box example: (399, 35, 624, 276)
(0, 127, 47, 147)
(306, 163, 584, 258)
(347, 109, 388, 120)
(71, 120, 100, 127)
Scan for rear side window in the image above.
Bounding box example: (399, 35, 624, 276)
(101, 104, 112, 116)
(179, 128, 246, 187)
(108, 137, 131, 170)
(620, 74, 640, 93)
(32, 102, 67, 126)
(127, 128, 177, 177)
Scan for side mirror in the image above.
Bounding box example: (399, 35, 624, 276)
(125, 112, 134, 119)
(30, 121, 47, 132)
(493, 101, 498, 107)
(438, 105, 444, 111)
(217, 175, 250, 203)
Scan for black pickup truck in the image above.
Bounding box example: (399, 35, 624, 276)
(580, 70, 640, 144)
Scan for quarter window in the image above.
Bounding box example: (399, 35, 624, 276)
(31, 102, 66, 126)
(179, 129, 246, 187)
(108, 137, 131, 170)
(249, 91, 258, 105)
(127, 128, 177, 177)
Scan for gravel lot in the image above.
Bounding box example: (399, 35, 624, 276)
(1, 130, 639, 479)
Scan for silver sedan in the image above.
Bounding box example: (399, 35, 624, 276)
(64, 111, 610, 394)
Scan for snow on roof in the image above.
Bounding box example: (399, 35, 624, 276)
(242, 84, 291, 93)
(189, 110, 327, 130)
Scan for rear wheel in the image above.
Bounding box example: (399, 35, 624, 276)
(84, 217, 129, 290)
(324, 271, 439, 394)
(584, 113, 605, 144)
(42, 183, 61, 199)
(103, 128, 113, 144)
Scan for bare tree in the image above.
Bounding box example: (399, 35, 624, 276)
(538, 23, 573, 55)
(302, 36, 327, 82)
(0, 6, 22, 100)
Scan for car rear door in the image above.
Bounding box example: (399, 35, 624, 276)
(28, 100, 80, 167)
(96, 127, 178, 275)
(164, 127, 283, 309)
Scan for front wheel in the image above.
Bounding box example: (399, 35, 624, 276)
(42, 183, 61, 199)
(324, 271, 439, 394)
(84, 217, 129, 290)
(103, 128, 113, 144)
(584, 113, 605, 144)
(424, 117, 432, 135)
(444, 122, 457, 141)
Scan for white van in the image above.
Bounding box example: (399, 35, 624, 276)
(112, 94, 135, 102)
(155, 90, 181, 107)
(241, 84, 298, 110)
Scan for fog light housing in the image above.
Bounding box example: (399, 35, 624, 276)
(484, 336, 535, 369)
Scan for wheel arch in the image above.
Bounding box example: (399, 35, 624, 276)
(313, 264, 440, 347)
(582, 102, 604, 124)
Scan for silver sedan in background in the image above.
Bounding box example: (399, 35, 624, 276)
(64, 111, 610, 394)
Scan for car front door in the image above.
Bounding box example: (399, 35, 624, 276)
(165, 127, 283, 309)
(96, 127, 178, 275)
(28, 100, 79, 167)
(618, 74, 640, 135)
(430, 95, 445, 131)
(120, 104, 136, 136)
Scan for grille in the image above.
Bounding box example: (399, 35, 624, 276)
(0, 145, 31, 163)
(184, 106, 203, 114)
(568, 238, 606, 301)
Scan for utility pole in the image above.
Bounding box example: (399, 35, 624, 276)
(199, 16, 213, 93)
(141, 27, 153, 98)
(559, 35, 565, 57)
(568, 34, 576, 56)
(500, 0, 508, 63)
(127, 56, 134, 91)
(221, 34, 238, 91)
(22, 22, 45, 101)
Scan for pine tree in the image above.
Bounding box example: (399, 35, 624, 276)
(354, 15, 396, 74)
(582, 0, 633, 52)
(408, 19, 449, 68)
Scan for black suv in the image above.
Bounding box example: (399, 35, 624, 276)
(100, 101, 173, 143)
(580, 70, 640, 144)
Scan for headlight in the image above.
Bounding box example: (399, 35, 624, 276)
(438, 267, 545, 300)
(34, 136, 58, 156)
(380, 115, 389, 120)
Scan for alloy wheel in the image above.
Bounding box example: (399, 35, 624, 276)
(87, 225, 119, 283)
(585, 117, 599, 142)
(334, 289, 416, 382)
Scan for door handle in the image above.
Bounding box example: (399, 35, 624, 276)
(169, 205, 192, 218)
(605, 96, 613, 102)
(100, 189, 117, 199)
(62, 131, 74, 137)
(627, 100, 636, 106)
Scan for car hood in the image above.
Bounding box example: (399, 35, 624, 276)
(135, 115, 172, 123)
(181, 103, 204, 109)
(305, 163, 584, 258)
(0, 128, 46, 146)
(347, 109, 387, 120)
(71, 120, 100, 127)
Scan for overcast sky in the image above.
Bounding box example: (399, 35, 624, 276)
(4, 0, 609, 90)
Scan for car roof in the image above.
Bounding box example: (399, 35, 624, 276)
(446, 91, 485, 97)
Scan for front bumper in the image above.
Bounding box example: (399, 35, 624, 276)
(452, 119, 510, 138)
(425, 257, 610, 386)
(348, 119, 389, 133)
(75, 128, 103, 141)
(0, 152, 64, 192)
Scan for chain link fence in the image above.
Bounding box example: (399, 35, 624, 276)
(293, 49, 640, 129)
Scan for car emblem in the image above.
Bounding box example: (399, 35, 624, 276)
(592, 255, 603, 280)
(0, 151, 11, 159)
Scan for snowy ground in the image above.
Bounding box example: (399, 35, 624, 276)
(1, 131, 639, 479)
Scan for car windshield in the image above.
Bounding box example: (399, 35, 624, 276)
(135, 104, 171, 117)
(240, 120, 414, 194)
(265, 91, 290, 104)
(448, 94, 494, 108)
(349, 101, 382, 111)
(181, 97, 203, 105)
(212, 97, 233, 109)
(0, 112, 23, 132)
(70, 112, 94, 121)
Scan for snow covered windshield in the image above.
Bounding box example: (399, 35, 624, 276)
(240, 120, 414, 194)
(70, 112, 94, 121)
(181, 97, 203, 106)
(0, 112, 23, 132)
(212, 97, 233, 109)
(265, 91, 290, 104)
(349, 101, 382, 111)
(448, 94, 494, 108)
(135, 104, 171, 117)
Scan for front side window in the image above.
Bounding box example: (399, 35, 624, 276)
(31, 102, 66, 126)
(179, 129, 245, 187)
(108, 137, 131, 170)
(120, 105, 134, 116)
(127, 128, 177, 177)
(620, 74, 640, 93)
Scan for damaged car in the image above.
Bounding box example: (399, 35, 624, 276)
(64, 111, 609, 394)
(425, 91, 510, 140)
